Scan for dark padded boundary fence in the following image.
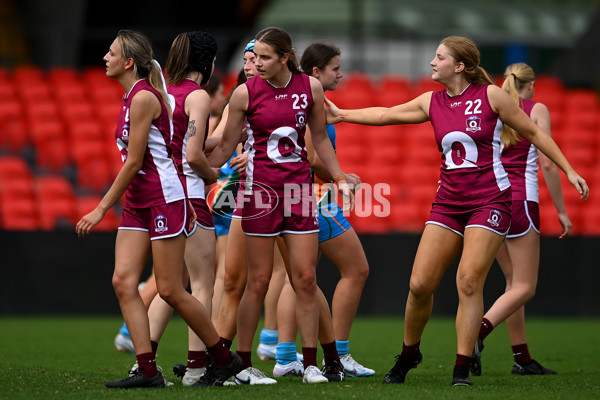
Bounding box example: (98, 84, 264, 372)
(1, 231, 598, 316)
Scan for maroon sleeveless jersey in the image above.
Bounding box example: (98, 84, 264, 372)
(429, 84, 511, 206)
(115, 79, 185, 208)
(500, 98, 539, 202)
(168, 79, 209, 199)
(243, 72, 312, 194)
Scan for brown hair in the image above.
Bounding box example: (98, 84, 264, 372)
(501, 62, 536, 147)
(165, 31, 217, 86)
(116, 30, 171, 116)
(255, 27, 299, 72)
(164, 33, 190, 85)
(300, 41, 340, 77)
(440, 36, 494, 86)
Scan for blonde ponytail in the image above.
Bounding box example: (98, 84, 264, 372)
(500, 63, 535, 147)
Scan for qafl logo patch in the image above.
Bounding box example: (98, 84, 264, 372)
(154, 214, 168, 233)
(466, 115, 481, 132)
(295, 110, 306, 129)
(487, 209, 502, 228)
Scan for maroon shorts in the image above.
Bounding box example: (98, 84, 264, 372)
(427, 200, 511, 236)
(119, 199, 189, 240)
(240, 187, 319, 236)
(506, 200, 539, 238)
(186, 198, 215, 237)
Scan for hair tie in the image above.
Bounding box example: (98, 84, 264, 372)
(511, 73, 518, 80)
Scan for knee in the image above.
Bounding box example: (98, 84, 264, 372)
(456, 273, 481, 297)
(518, 282, 536, 303)
(347, 261, 369, 283)
(247, 274, 272, 297)
(223, 268, 245, 295)
(409, 277, 435, 300)
(112, 273, 137, 300)
(292, 268, 317, 295)
(157, 283, 184, 307)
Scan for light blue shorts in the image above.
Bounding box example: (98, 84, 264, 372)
(318, 202, 351, 243)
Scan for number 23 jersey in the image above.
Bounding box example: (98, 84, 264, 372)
(429, 84, 511, 206)
(244, 72, 312, 194)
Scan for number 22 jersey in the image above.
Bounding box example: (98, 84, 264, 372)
(429, 84, 511, 206)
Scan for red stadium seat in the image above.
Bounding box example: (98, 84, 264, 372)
(75, 154, 112, 192)
(0, 100, 27, 151)
(66, 119, 103, 145)
(12, 65, 45, 84)
(60, 102, 95, 128)
(53, 81, 88, 105)
(26, 100, 60, 126)
(18, 81, 52, 103)
(0, 198, 38, 230)
(0, 80, 17, 100)
(29, 120, 70, 172)
(378, 74, 414, 107)
(0, 178, 38, 230)
(35, 176, 77, 230)
(48, 67, 79, 86)
(565, 89, 600, 113)
(0, 156, 32, 183)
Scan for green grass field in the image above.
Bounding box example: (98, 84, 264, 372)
(1, 316, 598, 399)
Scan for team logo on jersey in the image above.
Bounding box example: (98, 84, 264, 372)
(466, 115, 481, 132)
(295, 111, 306, 128)
(154, 215, 168, 233)
(487, 209, 502, 227)
(450, 101, 462, 108)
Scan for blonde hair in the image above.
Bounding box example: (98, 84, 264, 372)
(501, 62, 536, 147)
(440, 36, 494, 86)
(117, 30, 172, 116)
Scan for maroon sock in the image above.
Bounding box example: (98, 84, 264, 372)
(512, 343, 532, 365)
(151, 340, 159, 356)
(221, 337, 233, 349)
(206, 339, 232, 367)
(455, 354, 471, 368)
(479, 318, 494, 341)
(137, 352, 158, 377)
(321, 341, 340, 362)
(187, 351, 207, 369)
(236, 350, 252, 369)
(302, 347, 318, 370)
(401, 341, 421, 358)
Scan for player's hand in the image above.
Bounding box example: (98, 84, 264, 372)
(557, 212, 572, 239)
(343, 172, 361, 194)
(231, 153, 248, 173)
(324, 97, 342, 124)
(75, 208, 105, 237)
(337, 180, 355, 213)
(566, 171, 588, 201)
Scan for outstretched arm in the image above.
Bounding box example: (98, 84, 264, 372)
(308, 77, 354, 211)
(325, 92, 432, 126)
